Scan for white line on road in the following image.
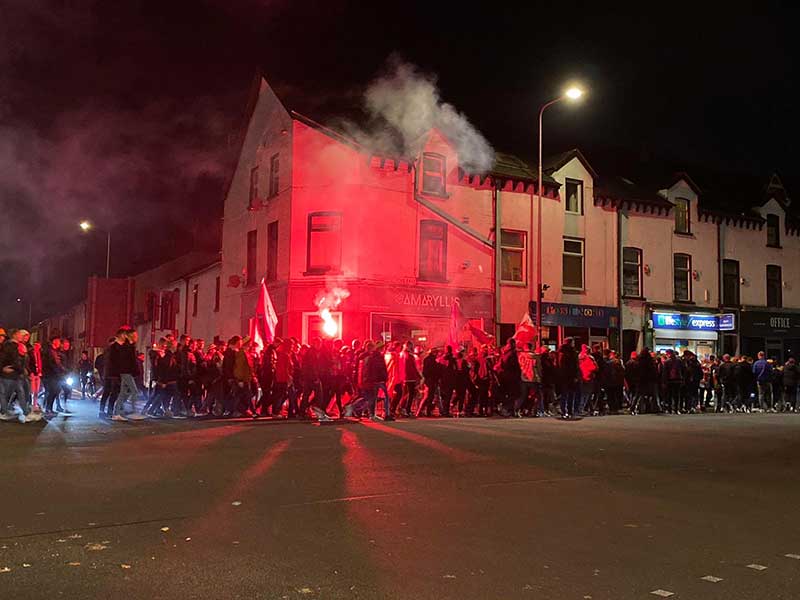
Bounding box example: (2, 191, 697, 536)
(785, 554, 800, 560)
(701, 575, 723, 582)
(746, 564, 768, 571)
(650, 590, 674, 598)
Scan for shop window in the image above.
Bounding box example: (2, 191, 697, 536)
(192, 284, 199, 317)
(722, 259, 740, 306)
(422, 153, 446, 196)
(674, 197, 690, 234)
(214, 276, 220, 312)
(268, 153, 280, 198)
(419, 220, 447, 281)
(766, 214, 780, 247)
(266, 220, 278, 281)
(565, 179, 583, 214)
(246, 229, 258, 286)
(249, 166, 259, 208)
(673, 253, 692, 301)
(500, 229, 526, 283)
(562, 237, 584, 290)
(767, 264, 782, 307)
(622, 247, 642, 298)
(306, 212, 342, 274)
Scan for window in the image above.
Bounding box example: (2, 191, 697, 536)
(421, 153, 446, 196)
(192, 284, 199, 317)
(268, 153, 280, 198)
(500, 229, 526, 283)
(673, 253, 692, 301)
(622, 247, 643, 297)
(214, 276, 220, 312)
(674, 198, 690, 234)
(722, 259, 740, 306)
(767, 214, 780, 247)
(246, 229, 258, 286)
(160, 292, 173, 330)
(307, 212, 342, 274)
(419, 220, 447, 281)
(266, 220, 278, 281)
(562, 237, 584, 290)
(565, 179, 583, 214)
(767, 264, 782, 307)
(249, 166, 259, 208)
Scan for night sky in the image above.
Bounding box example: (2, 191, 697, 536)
(0, 0, 794, 326)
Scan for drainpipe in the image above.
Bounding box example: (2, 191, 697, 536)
(616, 207, 623, 353)
(184, 278, 190, 335)
(493, 184, 502, 340)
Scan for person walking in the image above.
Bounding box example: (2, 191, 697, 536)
(515, 342, 541, 417)
(0, 330, 41, 423)
(781, 357, 799, 412)
(752, 351, 774, 412)
(661, 350, 685, 414)
(416, 348, 442, 417)
(41, 337, 66, 417)
(577, 344, 598, 416)
(112, 329, 146, 421)
(556, 338, 580, 419)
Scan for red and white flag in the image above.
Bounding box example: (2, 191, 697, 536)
(513, 311, 538, 346)
(251, 278, 278, 350)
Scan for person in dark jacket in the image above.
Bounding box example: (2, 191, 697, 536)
(556, 338, 580, 419)
(735, 357, 755, 412)
(682, 351, 703, 412)
(1, 330, 40, 422)
(363, 342, 391, 420)
(111, 329, 145, 420)
(660, 350, 685, 414)
(716, 354, 737, 412)
(151, 339, 180, 417)
(416, 348, 442, 417)
(438, 346, 458, 417)
(624, 351, 640, 413)
(781, 357, 799, 412)
(41, 336, 66, 416)
(636, 349, 660, 414)
(602, 350, 625, 414)
(497, 339, 521, 417)
(78, 351, 93, 399)
(752, 351, 774, 411)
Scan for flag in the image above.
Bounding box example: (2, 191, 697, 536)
(513, 311, 538, 346)
(252, 278, 278, 350)
(449, 299, 494, 347)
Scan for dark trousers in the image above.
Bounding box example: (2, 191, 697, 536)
(300, 380, 323, 414)
(439, 384, 454, 416)
(474, 381, 490, 415)
(515, 381, 540, 414)
(100, 377, 120, 414)
(559, 383, 579, 417)
(416, 380, 439, 417)
(606, 385, 623, 413)
(666, 381, 682, 412)
(151, 383, 177, 415)
(43, 377, 61, 412)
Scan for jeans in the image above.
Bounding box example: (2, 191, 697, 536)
(152, 383, 178, 415)
(560, 383, 579, 417)
(1, 377, 30, 416)
(757, 382, 773, 410)
(114, 373, 140, 415)
(43, 377, 62, 413)
(666, 381, 682, 413)
(578, 381, 594, 415)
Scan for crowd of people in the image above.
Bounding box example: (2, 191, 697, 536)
(2, 324, 799, 425)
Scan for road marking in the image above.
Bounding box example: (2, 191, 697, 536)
(785, 554, 800, 560)
(650, 590, 674, 597)
(747, 564, 768, 571)
(701, 575, 723, 582)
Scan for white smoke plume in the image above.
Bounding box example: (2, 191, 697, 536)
(348, 58, 495, 173)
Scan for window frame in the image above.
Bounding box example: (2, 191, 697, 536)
(562, 236, 585, 291)
(722, 259, 740, 306)
(500, 229, 527, 284)
(673, 252, 692, 302)
(246, 229, 258, 286)
(191, 284, 199, 317)
(766, 214, 781, 248)
(564, 178, 584, 215)
(418, 219, 448, 282)
(268, 153, 280, 198)
(306, 211, 342, 275)
(421, 152, 447, 197)
(248, 165, 259, 208)
(766, 264, 783, 308)
(673, 197, 691, 234)
(622, 246, 643, 298)
(266, 220, 278, 282)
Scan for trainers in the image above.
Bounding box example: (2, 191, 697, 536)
(111, 414, 128, 422)
(128, 413, 147, 420)
(0, 413, 18, 421)
(24, 412, 43, 423)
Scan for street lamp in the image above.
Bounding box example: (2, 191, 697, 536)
(533, 85, 585, 342)
(79, 221, 111, 279)
(16, 298, 32, 329)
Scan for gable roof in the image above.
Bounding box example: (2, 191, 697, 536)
(543, 148, 598, 180)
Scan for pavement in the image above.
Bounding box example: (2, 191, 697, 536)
(1, 396, 799, 599)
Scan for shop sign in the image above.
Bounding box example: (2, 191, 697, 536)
(740, 311, 800, 336)
(653, 312, 718, 331)
(718, 313, 736, 331)
(529, 301, 620, 328)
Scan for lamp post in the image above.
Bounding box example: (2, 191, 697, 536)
(80, 221, 111, 278)
(533, 86, 584, 342)
(16, 298, 32, 329)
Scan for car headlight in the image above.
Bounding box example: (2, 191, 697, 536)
(65, 377, 74, 386)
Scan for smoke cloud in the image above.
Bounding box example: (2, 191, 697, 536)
(347, 58, 495, 173)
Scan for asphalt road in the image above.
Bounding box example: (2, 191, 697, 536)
(1, 398, 799, 600)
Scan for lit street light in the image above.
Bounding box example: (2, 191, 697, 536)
(533, 85, 585, 341)
(79, 220, 111, 278)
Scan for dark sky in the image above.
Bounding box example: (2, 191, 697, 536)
(0, 0, 795, 326)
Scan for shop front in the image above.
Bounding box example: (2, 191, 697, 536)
(740, 309, 800, 363)
(647, 310, 736, 358)
(528, 301, 620, 350)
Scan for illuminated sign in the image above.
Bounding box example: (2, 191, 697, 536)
(654, 313, 719, 331)
(718, 313, 736, 331)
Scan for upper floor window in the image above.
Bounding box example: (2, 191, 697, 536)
(622, 247, 643, 298)
(565, 179, 583, 214)
(419, 220, 447, 281)
(421, 153, 446, 196)
(307, 212, 342, 274)
(722, 259, 740, 306)
(249, 166, 259, 208)
(246, 229, 258, 286)
(562, 237, 584, 290)
(500, 229, 526, 283)
(673, 253, 692, 301)
(268, 153, 280, 198)
(766, 214, 780, 247)
(266, 220, 278, 282)
(192, 284, 199, 317)
(767, 264, 782, 307)
(674, 198, 690, 234)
